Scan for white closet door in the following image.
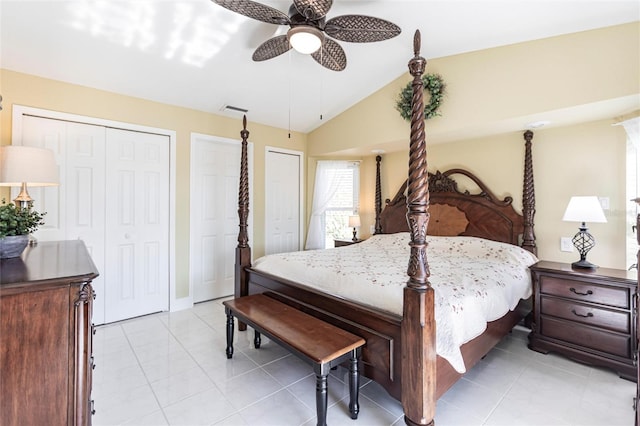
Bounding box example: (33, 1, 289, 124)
(265, 149, 302, 255)
(104, 128, 170, 322)
(190, 136, 241, 302)
(61, 122, 108, 323)
(20, 116, 108, 324)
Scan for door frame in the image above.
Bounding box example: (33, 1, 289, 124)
(11, 105, 180, 311)
(189, 132, 253, 303)
(264, 146, 304, 253)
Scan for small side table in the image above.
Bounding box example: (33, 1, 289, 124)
(334, 239, 363, 248)
(528, 260, 637, 380)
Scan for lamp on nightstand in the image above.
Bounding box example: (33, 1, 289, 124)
(348, 215, 361, 242)
(562, 196, 607, 269)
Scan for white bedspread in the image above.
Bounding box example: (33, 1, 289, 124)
(252, 233, 537, 373)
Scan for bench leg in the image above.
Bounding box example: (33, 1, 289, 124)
(348, 349, 360, 420)
(315, 373, 328, 426)
(254, 330, 262, 349)
(225, 307, 234, 359)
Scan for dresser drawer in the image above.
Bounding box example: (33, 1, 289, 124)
(539, 276, 629, 308)
(540, 317, 631, 358)
(540, 297, 630, 333)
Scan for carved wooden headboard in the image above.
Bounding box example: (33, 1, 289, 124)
(377, 167, 531, 248)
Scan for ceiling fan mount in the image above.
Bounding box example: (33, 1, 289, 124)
(211, 0, 401, 71)
(287, 4, 325, 26)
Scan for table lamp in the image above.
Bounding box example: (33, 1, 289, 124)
(348, 214, 361, 242)
(562, 196, 607, 269)
(0, 145, 59, 210)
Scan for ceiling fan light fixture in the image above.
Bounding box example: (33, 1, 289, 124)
(287, 26, 323, 54)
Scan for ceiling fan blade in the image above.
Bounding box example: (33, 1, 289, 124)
(293, 0, 333, 20)
(311, 38, 346, 71)
(252, 35, 292, 61)
(325, 15, 401, 43)
(211, 0, 290, 25)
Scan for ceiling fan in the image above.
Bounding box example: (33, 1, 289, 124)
(211, 0, 401, 71)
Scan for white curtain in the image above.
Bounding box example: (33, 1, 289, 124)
(621, 116, 639, 269)
(621, 116, 640, 150)
(305, 161, 348, 250)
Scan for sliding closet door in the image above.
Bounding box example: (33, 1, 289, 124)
(104, 128, 170, 323)
(16, 113, 170, 324)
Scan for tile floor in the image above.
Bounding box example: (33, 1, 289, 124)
(93, 298, 636, 426)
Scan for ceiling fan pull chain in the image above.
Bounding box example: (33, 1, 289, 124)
(320, 47, 324, 121)
(288, 49, 292, 139)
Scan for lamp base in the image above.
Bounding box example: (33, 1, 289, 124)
(571, 259, 598, 269)
(13, 182, 33, 210)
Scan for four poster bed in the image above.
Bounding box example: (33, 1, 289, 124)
(233, 31, 537, 426)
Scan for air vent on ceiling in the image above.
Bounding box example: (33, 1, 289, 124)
(221, 104, 248, 114)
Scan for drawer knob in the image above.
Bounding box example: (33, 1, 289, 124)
(571, 309, 594, 318)
(569, 287, 593, 296)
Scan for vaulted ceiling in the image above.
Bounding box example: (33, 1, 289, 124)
(1, 1, 638, 133)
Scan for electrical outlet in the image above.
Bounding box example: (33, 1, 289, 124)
(560, 237, 574, 252)
(598, 196, 610, 210)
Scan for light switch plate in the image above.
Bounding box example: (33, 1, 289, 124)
(560, 237, 574, 252)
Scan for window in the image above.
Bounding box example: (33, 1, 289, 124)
(306, 161, 360, 250)
(323, 163, 360, 248)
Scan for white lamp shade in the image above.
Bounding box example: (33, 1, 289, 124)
(287, 26, 323, 54)
(0, 145, 59, 186)
(562, 196, 607, 223)
(348, 215, 361, 228)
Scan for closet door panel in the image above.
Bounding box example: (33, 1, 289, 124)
(105, 128, 169, 323)
(19, 116, 108, 324)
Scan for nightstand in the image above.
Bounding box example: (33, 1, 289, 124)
(334, 239, 363, 247)
(528, 261, 637, 380)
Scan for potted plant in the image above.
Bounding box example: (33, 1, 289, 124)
(0, 199, 45, 258)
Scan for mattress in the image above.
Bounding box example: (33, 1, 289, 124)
(252, 233, 538, 372)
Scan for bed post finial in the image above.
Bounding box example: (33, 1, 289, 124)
(522, 130, 537, 255)
(374, 155, 383, 234)
(235, 115, 252, 330)
(402, 30, 436, 426)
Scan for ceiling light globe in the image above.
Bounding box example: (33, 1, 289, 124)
(288, 26, 323, 54)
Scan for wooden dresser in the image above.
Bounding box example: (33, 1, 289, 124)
(528, 260, 637, 381)
(0, 240, 99, 426)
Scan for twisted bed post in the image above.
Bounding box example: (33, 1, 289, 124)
(521, 130, 537, 255)
(235, 115, 251, 331)
(374, 155, 383, 234)
(401, 30, 436, 426)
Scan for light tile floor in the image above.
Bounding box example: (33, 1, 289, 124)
(93, 298, 636, 426)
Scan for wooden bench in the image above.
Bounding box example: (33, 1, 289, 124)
(223, 294, 365, 426)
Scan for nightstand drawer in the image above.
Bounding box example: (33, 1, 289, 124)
(540, 297, 630, 333)
(539, 276, 629, 308)
(541, 317, 631, 358)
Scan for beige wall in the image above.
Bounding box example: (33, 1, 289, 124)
(307, 22, 639, 269)
(308, 22, 639, 155)
(359, 122, 630, 269)
(0, 69, 308, 299)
